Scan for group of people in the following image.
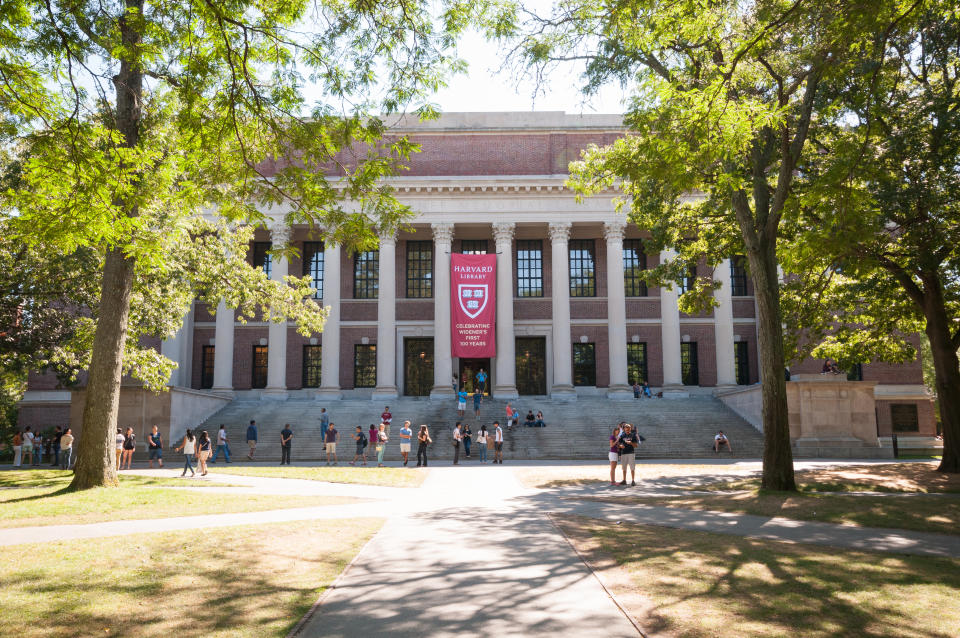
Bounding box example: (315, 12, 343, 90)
(10, 425, 75, 469)
(503, 403, 545, 429)
(609, 422, 646, 486)
(451, 421, 504, 464)
(632, 380, 653, 398)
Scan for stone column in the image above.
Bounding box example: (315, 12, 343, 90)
(659, 249, 687, 397)
(263, 222, 290, 399)
(161, 303, 194, 388)
(211, 299, 235, 394)
(714, 258, 737, 387)
(318, 241, 342, 399)
(549, 222, 576, 399)
(373, 230, 399, 400)
(430, 223, 456, 399)
(492, 222, 518, 399)
(604, 220, 632, 398)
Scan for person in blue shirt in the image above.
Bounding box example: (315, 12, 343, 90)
(473, 389, 482, 417)
(246, 420, 258, 460)
(319, 408, 330, 443)
(457, 388, 468, 417)
(476, 368, 488, 396)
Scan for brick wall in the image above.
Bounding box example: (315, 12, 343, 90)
(876, 399, 936, 436)
(232, 326, 269, 390)
(570, 324, 610, 387)
(732, 299, 755, 318)
(626, 324, 664, 386)
(17, 405, 71, 431)
(339, 326, 378, 389)
(625, 299, 661, 319)
(681, 324, 718, 386)
(341, 301, 378, 321)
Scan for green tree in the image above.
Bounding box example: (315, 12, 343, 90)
(788, 0, 960, 472)
(507, 0, 921, 489)
(0, 0, 483, 489)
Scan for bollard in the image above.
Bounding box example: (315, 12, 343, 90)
(892, 434, 899, 459)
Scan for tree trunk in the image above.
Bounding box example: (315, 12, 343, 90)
(748, 236, 796, 491)
(69, 0, 143, 490)
(921, 282, 960, 473)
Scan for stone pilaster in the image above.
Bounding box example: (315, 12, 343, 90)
(492, 222, 518, 399)
(714, 258, 737, 387)
(549, 222, 576, 399)
(263, 222, 291, 399)
(604, 220, 632, 398)
(659, 249, 687, 397)
(430, 223, 456, 398)
(211, 299, 235, 394)
(317, 240, 343, 399)
(373, 229, 399, 400)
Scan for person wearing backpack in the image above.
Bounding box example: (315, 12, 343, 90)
(351, 426, 368, 466)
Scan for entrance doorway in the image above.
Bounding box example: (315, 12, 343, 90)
(515, 337, 547, 395)
(458, 358, 490, 395)
(404, 338, 433, 396)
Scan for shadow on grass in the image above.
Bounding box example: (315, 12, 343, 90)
(562, 515, 960, 638)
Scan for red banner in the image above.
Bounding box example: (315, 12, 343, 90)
(451, 253, 496, 358)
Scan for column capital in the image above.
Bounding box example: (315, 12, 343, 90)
(431, 222, 455, 245)
(377, 228, 397, 247)
(268, 219, 292, 247)
(492, 221, 516, 245)
(602, 220, 627, 242)
(547, 221, 572, 243)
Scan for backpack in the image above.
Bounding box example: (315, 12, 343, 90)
(359, 433, 368, 448)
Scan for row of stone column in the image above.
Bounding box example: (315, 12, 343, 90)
(200, 220, 740, 398)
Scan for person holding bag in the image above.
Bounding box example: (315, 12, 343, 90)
(175, 430, 197, 477)
(196, 430, 212, 476)
(376, 423, 389, 467)
(416, 425, 432, 467)
(476, 425, 489, 464)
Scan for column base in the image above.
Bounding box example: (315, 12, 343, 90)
(261, 388, 289, 401)
(429, 385, 457, 400)
(606, 384, 634, 400)
(316, 387, 342, 400)
(660, 384, 690, 399)
(550, 384, 577, 400)
(492, 384, 519, 400)
(371, 386, 399, 401)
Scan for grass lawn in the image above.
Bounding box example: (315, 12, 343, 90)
(209, 465, 427, 488)
(594, 491, 960, 536)
(705, 462, 960, 494)
(556, 515, 960, 638)
(0, 470, 361, 528)
(0, 518, 382, 638)
(516, 463, 759, 489)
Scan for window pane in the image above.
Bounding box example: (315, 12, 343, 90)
(302, 242, 324, 299)
(517, 240, 543, 297)
(681, 342, 699, 385)
(678, 265, 696, 295)
(730, 255, 748, 296)
(302, 345, 322, 388)
(405, 240, 433, 298)
(891, 404, 919, 432)
(734, 342, 749, 385)
(460, 239, 488, 255)
(569, 239, 596, 297)
(252, 345, 268, 388)
(354, 250, 379, 299)
(354, 344, 377, 388)
(572, 343, 596, 386)
(201, 346, 215, 389)
(623, 239, 648, 297)
(252, 242, 272, 279)
(627, 342, 648, 385)
(515, 337, 547, 395)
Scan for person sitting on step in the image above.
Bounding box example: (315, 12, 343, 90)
(524, 410, 536, 427)
(714, 431, 732, 453)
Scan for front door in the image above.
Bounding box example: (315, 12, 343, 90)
(515, 337, 547, 395)
(404, 338, 433, 396)
(458, 358, 490, 394)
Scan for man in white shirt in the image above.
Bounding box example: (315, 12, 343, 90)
(211, 424, 231, 463)
(493, 420, 504, 464)
(452, 422, 463, 465)
(714, 431, 732, 453)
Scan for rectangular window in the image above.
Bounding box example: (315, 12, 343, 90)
(515, 337, 547, 395)
(681, 342, 699, 385)
(302, 345, 322, 388)
(847, 363, 864, 381)
(569, 239, 597, 297)
(572, 343, 597, 386)
(405, 240, 433, 298)
(627, 342, 648, 385)
(623, 239, 648, 297)
(730, 255, 748, 296)
(517, 240, 544, 297)
(201, 345, 215, 389)
(891, 404, 919, 432)
(460, 239, 489, 254)
(252, 242, 272, 279)
(353, 344, 377, 388)
(251, 345, 268, 389)
(353, 250, 379, 299)
(734, 342, 749, 385)
(678, 265, 697, 295)
(302, 242, 324, 299)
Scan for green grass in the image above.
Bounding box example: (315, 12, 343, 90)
(0, 469, 233, 489)
(601, 490, 960, 536)
(701, 462, 960, 494)
(558, 516, 960, 638)
(0, 518, 382, 638)
(209, 465, 428, 488)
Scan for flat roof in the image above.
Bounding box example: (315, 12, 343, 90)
(382, 111, 625, 132)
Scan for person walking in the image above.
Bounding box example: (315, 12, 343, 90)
(121, 427, 136, 470)
(376, 423, 388, 467)
(324, 423, 338, 465)
(59, 428, 74, 470)
(368, 424, 378, 457)
(246, 420, 258, 460)
(147, 425, 164, 469)
(211, 424, 231, 463)
(351, 426, 368, 466)
(493, 420, 504, 464)
(473, 389, 482, 418)
(608, 425, 621, 486)
(476, 425, 489, 464)
(52, 425, 63, 467)
(115, 427, 125, 470)
(398, 420, 412, 467)
(319, 408, 330, 443)
(196, 430, 212, 476)
(416, 425, 431, 467)
(456, 388, 468, 418)
(174, 430, 197, 477)
(476, 368, 488, 395)
(21, 426, 34, 466)
(617, 423, 640, 486)
(280, 424, 294, 465)
(462, 423, 473, 458)
(452, 421, 462, 465)
(12, 430, 22, 467)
